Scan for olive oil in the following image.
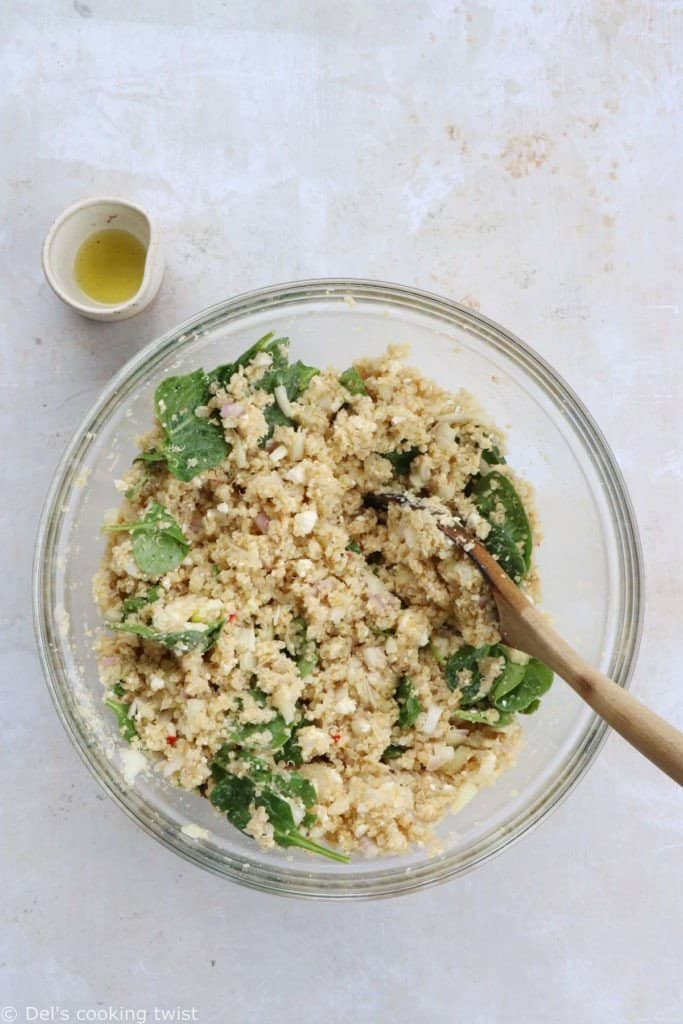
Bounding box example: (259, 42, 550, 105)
(74, 229, 146, 303)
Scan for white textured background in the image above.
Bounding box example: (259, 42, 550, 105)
(2, 2, 682, 1022)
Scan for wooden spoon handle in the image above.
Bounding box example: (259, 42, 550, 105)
(567, 665, 683, 784)
(436, 521, 683, 785)
(516, 605, 683, 786)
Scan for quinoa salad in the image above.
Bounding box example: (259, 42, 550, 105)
(94, 336, 553, 861)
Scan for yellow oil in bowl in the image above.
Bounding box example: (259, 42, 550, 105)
(74, 229, 146, 304)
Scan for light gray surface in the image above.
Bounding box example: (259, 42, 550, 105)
(2, 2, 682, 1022)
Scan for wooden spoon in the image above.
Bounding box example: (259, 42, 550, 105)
(366, 492, 683, 785)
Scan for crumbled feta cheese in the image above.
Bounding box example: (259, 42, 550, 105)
(293, 509, 318, 535)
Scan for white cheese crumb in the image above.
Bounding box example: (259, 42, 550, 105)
(293, 509, 318, 535)
(121, 749, 147, 786)
(181, 823, 210, 840)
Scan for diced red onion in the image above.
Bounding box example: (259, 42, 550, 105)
(255, 511, 270, 533)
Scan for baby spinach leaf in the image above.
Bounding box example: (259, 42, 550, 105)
(286, 618, 319, 679)
(395, 676, 421, 729)
(380, 446, 421, 477)
(489, 658, 526, 701)
(276, 718, 308, 767)
(381, 744, 407, 762)
(121, 586, 160, 619)
(104, 503, 189, 577)
(429, 640, 446, 667)
(255, 348, 320, 439)
(110, 618, 224, 654)
(453, 707, 513, 729)
(135, 448, 167, 465)
(273, 771, 317, 808)
(248, 684, 268, 708)
(209, 745, 348, 863)
(228, 715, 291, 752)
(492, 658, 553, 713)
(207, 332, 284, 388)
(448, 646, 553, 725)
(444, 645, 490, 704)
(467, 471, 532, 582)
(155, 369, 229, 481)
(481, 441, 506, 465)
(104, 698, 137, 742)
(130, 503, 189, 575)
(210, 773, 256, 831)
(255, 789, 349, 863)
(339, 366, 367, 395)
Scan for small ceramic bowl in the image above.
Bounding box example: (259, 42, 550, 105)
(42, 197, 164, 322)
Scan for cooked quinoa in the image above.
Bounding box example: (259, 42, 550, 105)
(94, 338, 550, 860)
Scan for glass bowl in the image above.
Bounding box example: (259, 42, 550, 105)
(33, 279, 643, 899)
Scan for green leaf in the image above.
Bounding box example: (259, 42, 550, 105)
(255, 347, 320, 440)
(276, 719, 307, 767)
(453, 707, 513, 729)
(285, 618, 319, 679)
(481, 441, 506, 465)
(380, 446, 421, 477)
(273, 771, 317, 808)
(112, 682, 125, 697)
(210, 773, 256, 831)
(339, 366, 367, 395)
(209, 738, 347, 863)
(104, 698, 137, 742)
(395, 676, 421, 729)
(490, 659, 527, 701)
(346, 540, 362, 554)
(207, 332, 283, 388)
(121, 586, 160, 619)
(131, 503, 189, 576)
(467, 471, 532, 582)
(429, 640, 446, 667)
(135, 448, 167, 465)
(256, 789, 349, 863)
(105, 503, 189, 577)
(110, 618, 224, 654)
(228, 715, 292, 752)
(444, 645, 490, 703)
(249, 684, 268, 708)
(381, 744, 407, 762)
(492, 658, 553, 713)
(520, 698, 541, 715)
(155, 369, 229, 481)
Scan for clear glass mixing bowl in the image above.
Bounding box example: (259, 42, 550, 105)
(33, 279, 643, 898)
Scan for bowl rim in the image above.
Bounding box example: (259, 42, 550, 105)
(33, 277, 644, 898)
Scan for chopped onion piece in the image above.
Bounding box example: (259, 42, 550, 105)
(274, 384, 295, 419)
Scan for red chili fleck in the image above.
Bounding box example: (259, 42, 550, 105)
(227, 612, 237, 623)
(330, 732, 341, 744)
(166, 735, 177, 746)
